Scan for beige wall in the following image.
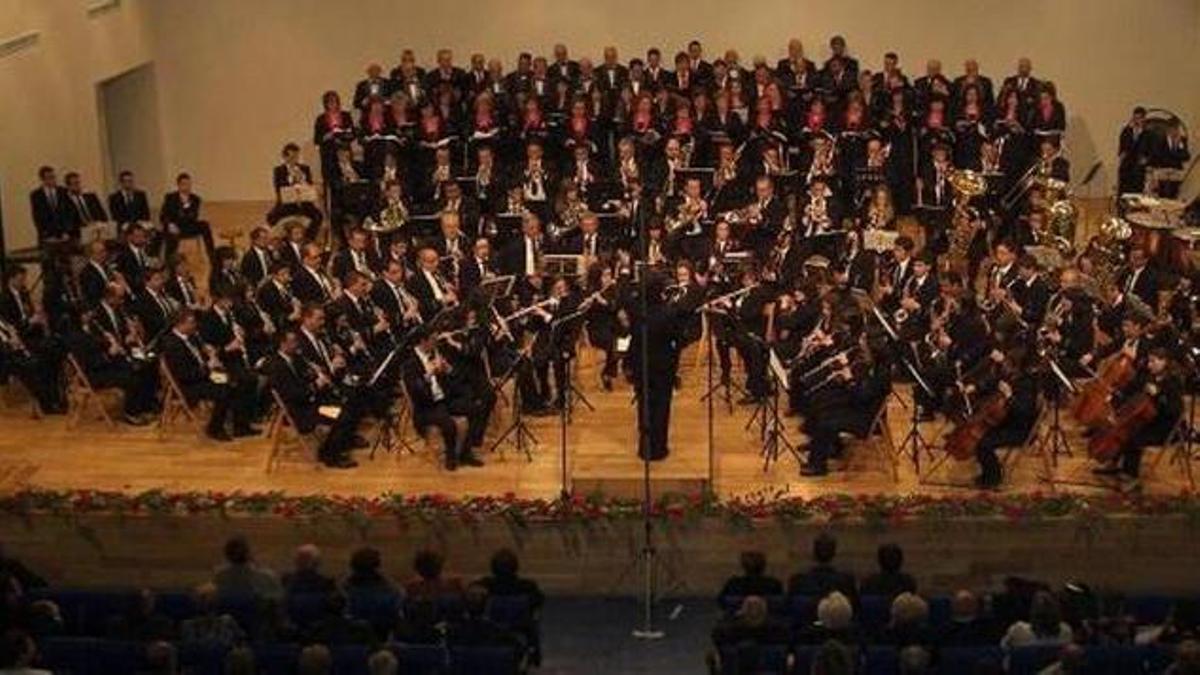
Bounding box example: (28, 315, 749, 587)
(3, 0, 1198, 248)
(0, 0, 155, 251)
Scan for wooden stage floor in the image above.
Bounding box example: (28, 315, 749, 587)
(0, 342, 1193, 501)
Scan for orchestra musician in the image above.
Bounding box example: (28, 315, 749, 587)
(402, 325, 487, 471)
(160, 173, 216, 262)
(263, 328, 360, 469)
(1090, 348, 1182, 488)
(159, 309, 258, 441)
(269, 142, 324, 239)
(799, 334, 891, 477)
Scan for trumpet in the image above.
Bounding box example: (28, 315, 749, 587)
(721, 201, 762, 226)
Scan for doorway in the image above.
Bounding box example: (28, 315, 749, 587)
(97, 62, 166, 197)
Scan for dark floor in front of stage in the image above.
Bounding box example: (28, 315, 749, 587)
(541, 597, 719, 674)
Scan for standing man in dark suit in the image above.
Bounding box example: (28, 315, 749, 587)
(62, 172, 109, 235)
(108, 170, 153, 228)
(352, 62, 391, 111)
(28, 166, 72, 243)
(160, 172, 216, 262)
(114, 224, 155, 296)
(158, 309, 255, 441)
(269, 143, 324, 239)
(1002, 57, 1042, 109)
(549, 43, 580, 86)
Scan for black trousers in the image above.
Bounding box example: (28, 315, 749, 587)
(185, 378, 253, 433)
(734, 333, 768, 398)
(90, 362, 157, 416)
(634, 375, 675, 461)
(164, 220, 216, 262)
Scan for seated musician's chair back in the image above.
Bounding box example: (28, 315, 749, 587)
(156, 360, 207, 437)
(263, 388, 320, 473)
(64, 354, 117, 430)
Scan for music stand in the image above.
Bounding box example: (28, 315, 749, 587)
(487, 344, 538, 462)
(542, 254, 584, 278)
(870, 305, 936, 472)
(760, 348, 802, 472)
(551, 308, 594, 420)
(697, 307, 746, 414)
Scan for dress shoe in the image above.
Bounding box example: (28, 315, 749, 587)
(601, 376, 613, 391)
(973, 475, 1001, 490)
(1091, 465, 1122, 476)
(800, 464, 828, 477)
(351, 435, 370, 449)
(737, 395, 764, 406)
(123, 413, 150, 427)
(323, 457, 358, 469)
(459, 453, 484, 467)
(233, 425, 261, 438)
(206, 428, 234, 442)
(524, 406, 556, 418)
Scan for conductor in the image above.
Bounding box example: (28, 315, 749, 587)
(625, 274, 684, 461)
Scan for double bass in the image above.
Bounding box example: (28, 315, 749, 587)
(1069, 349, 1137, 430)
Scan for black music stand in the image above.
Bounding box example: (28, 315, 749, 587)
(551, 308, 594, 420)
(760, 347, 802, 473)
(697, 307, 746, 414)
(487, 346, 538, 462)
(870, 305, 937, 473)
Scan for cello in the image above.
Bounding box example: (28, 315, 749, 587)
(1069, 348, 1137, 430)
(1087, 389, 1157, 462)
(943, 390, 1011, 461)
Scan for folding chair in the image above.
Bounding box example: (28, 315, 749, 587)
(64, 354, 117, 430)
(1, 373, 43, 419)
(156, 361, 206, 437)
(264, 388, 320, 473)
(844, 397, 900, 482)
(1146, 414, 1195, 490)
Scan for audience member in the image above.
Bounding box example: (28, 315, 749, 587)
(1167, 639, 1200, 675)
(283, 544, 337, 596)
(718, 550, 785, 604)
(344, 547, 396, 593)
(222, 646, 256, 675)
(788, 533, 857, 603)
(367, 648, 399, 675)
(212, 536, 283, 603)
(0, 629, 49, 674)
(810, 639, 856, 675)
(180, 583, 246, 647)
(446, 583, 524, 651)
(798, 591, 859, 647)
(711, 595, 791, 649)
(106, 589, 177, 642)
(305, 593, 374, 646)
(860, 544, 917, 598)
(138, 640, 178, 675)
(898, 644, 931, 675)
(475, 548, 544, 665)
(404, 548, 464, 607)
(296, 643, 332, 675)
(1001, 590, 1074, 649)
(937, 590, 994, 646)
(392, 597, 443, 645)
(0, 546, 46, 593)
(1154, 598, 1200, 645)
(1037, 643, 1086, 675)
(881, 593, 936, 651)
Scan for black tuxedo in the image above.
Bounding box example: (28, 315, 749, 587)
(330, 247, 380, 285)
(457, 257, 493, 296)
(240, 246, 274, 286)
(549, 60, 580, 86)
(292, 265, 336, 305)
(560, 230, 610, 258)
(257, 280, 297, 328)
(108, 189, 151, 225)
(159, 329, 251, 434)
(131, 289, 176, 343)
(29, 185, 72, 240)
(596, 64, 629, 93)
(1011, 275, 1051, 327)
(79, 261, 115, 307)
(63, 192, 109, 233)
(1118, 265, 1159, 311)
(160, 191, 214, 258)
(353, 77, 392, 110)
(263, 351, 358, 462)
(406, 268, 453, 321)
(500, 236, 544, 277)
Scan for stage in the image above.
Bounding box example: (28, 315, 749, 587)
(0, 337, 1194, 502)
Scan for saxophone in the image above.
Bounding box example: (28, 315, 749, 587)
(666, 197, 706, 235)
(368, 197, 408, 233)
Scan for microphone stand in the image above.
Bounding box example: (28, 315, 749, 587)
(632, 230, 663, 641)
(551, 308, 588, 498)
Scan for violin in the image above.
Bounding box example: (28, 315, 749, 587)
(1069, 348, 1137, 430)
(1087, 390, 1157, 462)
